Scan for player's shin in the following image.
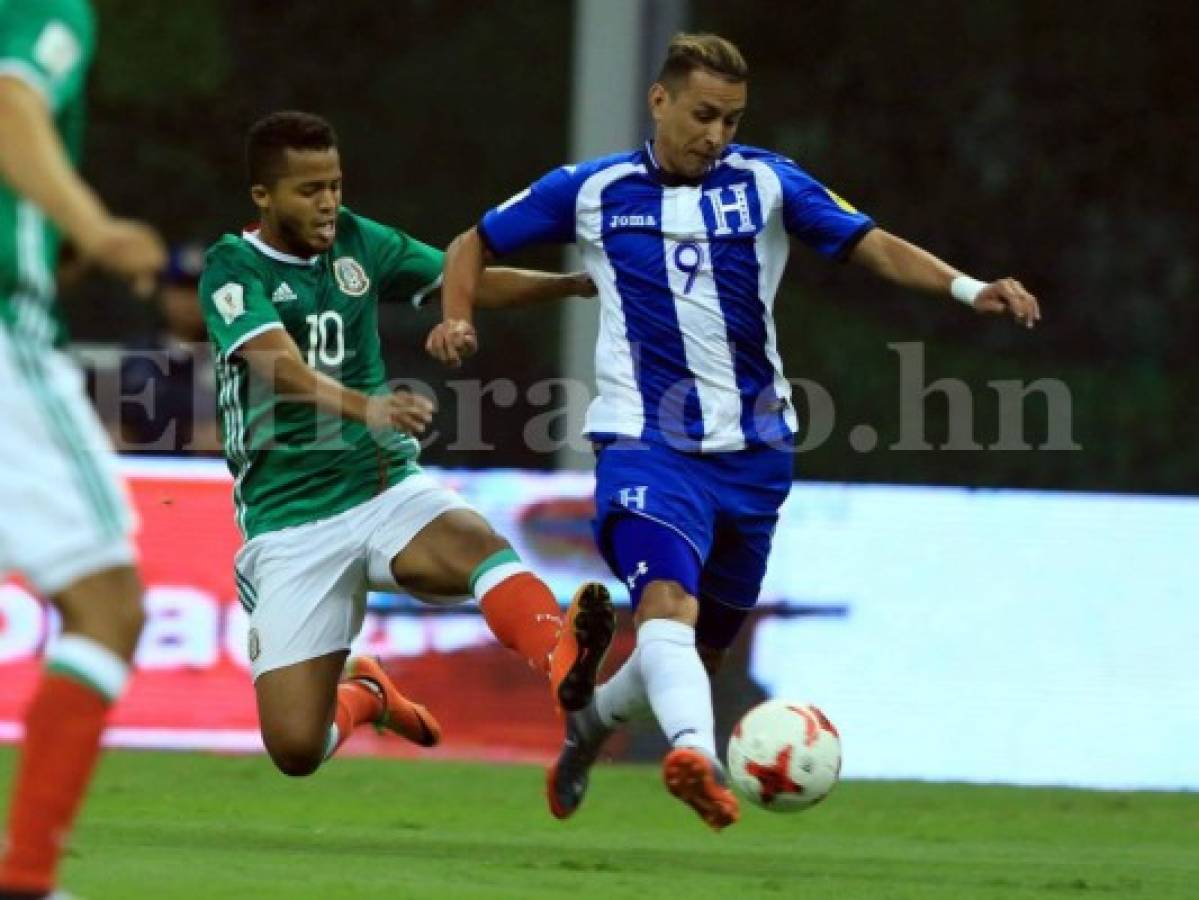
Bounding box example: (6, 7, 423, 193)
(637, 619, 717, 756)
(471, 549, 562, 674)
(0, 635, 129, 895)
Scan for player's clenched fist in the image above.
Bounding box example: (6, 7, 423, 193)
(366, 390, 435, 435)
(425, 318, 478, 367)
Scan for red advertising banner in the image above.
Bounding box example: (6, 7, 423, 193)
(0, 461, 631, 763)
(9, 460, 1191, 788)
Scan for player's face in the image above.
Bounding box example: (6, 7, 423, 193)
(649, 70, 747, 178)
(254, 148, 343, 255)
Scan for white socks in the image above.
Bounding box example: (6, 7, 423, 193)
(595, 645, 649, 727)
(595, 618, 715, 757)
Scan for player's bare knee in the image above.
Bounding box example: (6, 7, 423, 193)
(270, 748, 323, 778)
(635, 580, 699, 627)
(264, 732, 325, 777)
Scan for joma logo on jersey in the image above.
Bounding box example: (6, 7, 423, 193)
(333, 257, 370, 296)
(704, 183, 756, 236)
(608, 213, 658, 229)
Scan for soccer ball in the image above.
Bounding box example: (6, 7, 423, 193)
(727, 699, 842, 812)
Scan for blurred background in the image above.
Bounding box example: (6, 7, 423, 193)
(4, 0, 1196, 787)
(67, 0, 1198, 490)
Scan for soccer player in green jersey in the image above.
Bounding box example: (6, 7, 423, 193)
(0, 1, 168, 896)
(199, 111, 615, 778)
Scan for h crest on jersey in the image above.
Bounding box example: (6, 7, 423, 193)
(333, 257, 370, 296)
(703, 182, 758, 236)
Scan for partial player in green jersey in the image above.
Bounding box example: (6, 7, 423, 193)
(199, 111, 615, 779)
(201, 205, 438, 539)
(0, 0, 164, 346)
(0, 1, 167, 896)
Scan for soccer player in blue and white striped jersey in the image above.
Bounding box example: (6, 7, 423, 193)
(433, 33, 1040, 830)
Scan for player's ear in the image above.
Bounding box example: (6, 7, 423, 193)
(250, 184, 270, 213)
(648, 82, 669, 122)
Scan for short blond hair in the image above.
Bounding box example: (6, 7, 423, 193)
(656, 33, 748, 93)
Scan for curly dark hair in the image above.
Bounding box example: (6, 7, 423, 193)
(246, 111, 338, 187)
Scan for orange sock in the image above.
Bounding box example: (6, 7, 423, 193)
(0, 672, 111, 895)
(471, 551, 562, 676)
(325, 679, 384, 759)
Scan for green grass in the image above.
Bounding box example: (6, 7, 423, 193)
(2, 748, 1196, 899)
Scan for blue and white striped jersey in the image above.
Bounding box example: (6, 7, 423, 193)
(480, 142, 874, 452)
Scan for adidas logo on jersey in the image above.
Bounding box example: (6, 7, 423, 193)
(272, 282, 298, 303)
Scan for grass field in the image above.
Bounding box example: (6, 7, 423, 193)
(2, 748, 1195, 899)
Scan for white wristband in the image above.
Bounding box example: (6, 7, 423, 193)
(951, 275, 987, 306)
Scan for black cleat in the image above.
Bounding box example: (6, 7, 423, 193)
(550, 582, 615, 712)
(546, 702, 611, 819)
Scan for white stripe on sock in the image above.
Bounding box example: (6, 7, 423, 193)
(47, 634, 130, 702)
(472, 561, 529, 600)
(323, 724, 340, 760)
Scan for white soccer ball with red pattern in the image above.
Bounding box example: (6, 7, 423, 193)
(727, 699, 842, 812)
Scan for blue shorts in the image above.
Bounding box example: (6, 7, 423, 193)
(592, 440, 793, 649)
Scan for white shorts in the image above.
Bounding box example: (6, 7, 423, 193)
(234, 471, 473, 679)
(0, 330, 136, 595)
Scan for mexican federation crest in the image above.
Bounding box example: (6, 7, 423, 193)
(333, 256, 370, 296)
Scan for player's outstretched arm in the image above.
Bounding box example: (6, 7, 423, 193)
(236, 326, 433, 435)
(849, 227, 1040, 328)
(0, 76, 165, 292)
(475, 268, 595, 309)
(431, 227, 595, 367)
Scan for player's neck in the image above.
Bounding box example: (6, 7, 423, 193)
(257, 220, 319, 261)
(646, 139, 706, 187)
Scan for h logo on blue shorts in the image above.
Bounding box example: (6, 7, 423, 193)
(619, 485, 648, 510)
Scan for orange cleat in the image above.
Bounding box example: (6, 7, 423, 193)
(344, 656, 441, 747)
(549, 583, 615, 712)
(662, 747, 741, 831)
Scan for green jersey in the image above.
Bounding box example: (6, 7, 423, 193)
(200, 207, 445, 539)
(0, 0, 95, 347)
